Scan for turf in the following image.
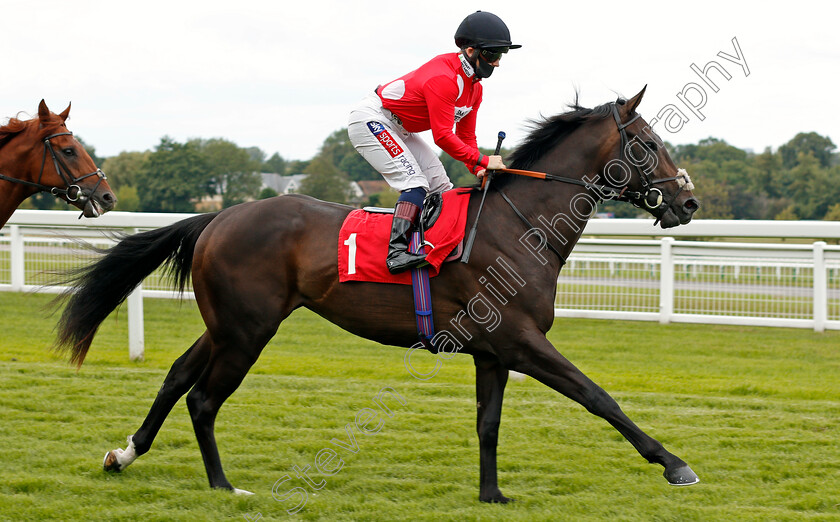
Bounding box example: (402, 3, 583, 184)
(0, 291, 838, 521)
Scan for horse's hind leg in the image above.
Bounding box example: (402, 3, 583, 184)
(473, 353, 512, 503)
(512, 333, 699, 486)
(103, 333, 211, 472)
(185, 335, 270, 494)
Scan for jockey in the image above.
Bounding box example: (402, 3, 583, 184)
(348, 11, 520, 274)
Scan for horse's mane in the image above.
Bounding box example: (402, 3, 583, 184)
(0, 117, 30, 150)
(0, 114, 65, 150)
(508, 94, 621, 170)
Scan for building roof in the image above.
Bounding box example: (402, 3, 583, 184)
(356, 179, 392, 197)
(260, 173, 307, 194)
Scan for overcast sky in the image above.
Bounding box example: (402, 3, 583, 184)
(2, 0, 838, 163)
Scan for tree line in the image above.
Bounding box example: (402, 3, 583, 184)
(600, 132, 840, 220)
(22, 129, 840, 220)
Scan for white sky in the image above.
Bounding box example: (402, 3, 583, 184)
(2, 0, 838, 161)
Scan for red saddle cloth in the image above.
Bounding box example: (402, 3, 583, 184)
(338, 188, 472, 285)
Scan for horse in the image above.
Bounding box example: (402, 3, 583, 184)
(55, 87, 700, 502)
(0, 100, 116, 228)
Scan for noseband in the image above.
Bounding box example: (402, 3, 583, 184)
(0, 131, 107, 203)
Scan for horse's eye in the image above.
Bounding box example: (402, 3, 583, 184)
(645, 141, 658, 152)
(63, 148, 76, 157)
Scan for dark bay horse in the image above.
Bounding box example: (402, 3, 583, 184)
(0, 100, 116, 228)
(56, 87, 700, 502)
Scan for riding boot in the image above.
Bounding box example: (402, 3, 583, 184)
(386, 200, 428, 274)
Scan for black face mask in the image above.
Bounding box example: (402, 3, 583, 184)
(462, 49, 496, 79)
(475, 53, 496, 78)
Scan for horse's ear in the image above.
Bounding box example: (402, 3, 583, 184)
(59, 102, 71, 122)
(38, 99, 50, 121)
(625, 85, 647, 114)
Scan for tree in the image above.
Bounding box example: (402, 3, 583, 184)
(135, 137, 211, 212)
(263, 153, 287, 175)
(297, 157, 353, 204)
(754, 147, 785, 198)
(440, 153, 473, 187)
(21, 192, 65, 210)
(101, 151, 150, 190)
(193, 138, 261, 208)
(692, 178, 733, 219)
(788, 153, 840, 220)
(76, 136, 104, 167)
(368, 189, 399, 208)
(339, 152, 380, 182)
(779, 132, 836, 169)
(319, 128, 379, 181)
(823, 203, 840, 221)
(243, 146, 266, 165)
(775, 204, 797, 220)
(116, 185, 141, 211)
(258, 187, 278, 200)
(286, 159, 311, 174)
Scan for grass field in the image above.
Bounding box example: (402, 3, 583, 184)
(1, 291, 839, 521)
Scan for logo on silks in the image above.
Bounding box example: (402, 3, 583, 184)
(366, 121, 404, 158)
(454, 105, 473, 123)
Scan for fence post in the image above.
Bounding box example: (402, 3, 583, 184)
(10, 225, 24, 291)
(127, 227, 145, 361)
(813, 241, 827, 333)
(659, 237, 675, 324)
(128, 283, 145, 361)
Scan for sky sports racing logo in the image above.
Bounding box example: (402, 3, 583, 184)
(366, 121, 404, 158)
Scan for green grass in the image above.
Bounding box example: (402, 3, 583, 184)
(1, 292, 839, 521)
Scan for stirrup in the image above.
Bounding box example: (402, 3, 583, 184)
(387, 251, 428, 274)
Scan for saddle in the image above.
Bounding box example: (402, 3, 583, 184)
(337, 188, 472, 286)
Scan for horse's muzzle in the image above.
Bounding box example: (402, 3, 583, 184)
(659, 196, 700, 228)
(81, 190, 117, 218)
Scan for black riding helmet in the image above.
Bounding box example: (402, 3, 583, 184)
(455, 11, 521, 79)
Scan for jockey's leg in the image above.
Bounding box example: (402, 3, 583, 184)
(348, 93, 437, 273)
(386, 187, 428, 273)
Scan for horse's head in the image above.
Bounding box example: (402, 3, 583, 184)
(600, 87, 699, 228)
(35, 100, 117, 217)
(0, 100, 116, 217)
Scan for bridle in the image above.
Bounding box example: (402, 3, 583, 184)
(0, 131, 107, 203)
(609, 102, 692, 220)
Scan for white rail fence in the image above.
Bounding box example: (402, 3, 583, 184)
(3, 210, 840, 361)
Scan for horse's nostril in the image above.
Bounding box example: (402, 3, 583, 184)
(683, 198, 700, 212)
(103, 193, 115, 203)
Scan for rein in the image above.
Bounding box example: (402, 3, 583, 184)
(0, 131, 107, 203)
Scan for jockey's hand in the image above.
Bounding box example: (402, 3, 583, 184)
(477, 155, 506, 178)
(487, 155, 506, 170)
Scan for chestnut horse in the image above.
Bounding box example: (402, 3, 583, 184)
(56, 88, 700, 502)
(0, 100, 115, 227)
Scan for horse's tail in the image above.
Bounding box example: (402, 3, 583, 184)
(55, 211, 220, 367)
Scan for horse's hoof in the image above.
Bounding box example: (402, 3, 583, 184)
(103, 450, 122, 472)
(664, 465, 699, 486)
(103, 437, 137, 472)
(234, 488, 255, 496)
(479, 491, 514, 503)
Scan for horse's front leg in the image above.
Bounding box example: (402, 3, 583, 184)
(473, 353, 512, 503)
(512, 332, 699, 486)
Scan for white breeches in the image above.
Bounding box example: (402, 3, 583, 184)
(347, 93, 453, 194)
